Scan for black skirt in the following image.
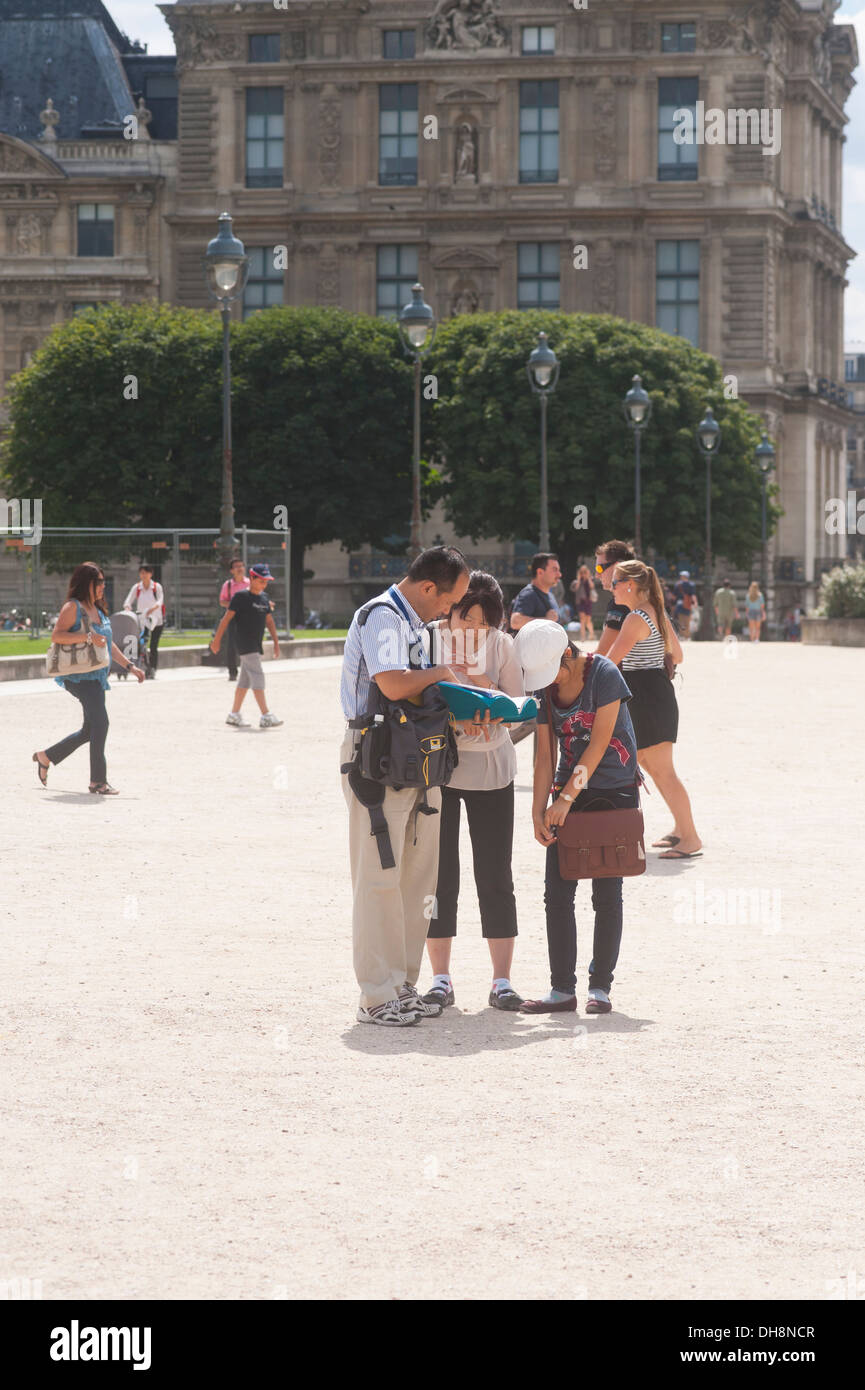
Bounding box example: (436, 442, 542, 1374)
(622, 668, 679, 749)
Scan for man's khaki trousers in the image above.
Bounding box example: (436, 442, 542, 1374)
(340, 730, 441, 1011)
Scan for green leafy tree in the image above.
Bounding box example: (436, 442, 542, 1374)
(425, 311, 779, 580)
(231, 308, 415, 622)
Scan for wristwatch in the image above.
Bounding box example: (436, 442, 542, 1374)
(560, 790, 574, 803)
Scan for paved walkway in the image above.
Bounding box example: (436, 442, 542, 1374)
(1, 643, 862, 1300)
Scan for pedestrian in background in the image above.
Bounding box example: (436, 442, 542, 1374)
(33, 562, 145, 795)
(593, 539, 636, 658)
(219, 557, 249, 681)
(713, 579, 738, 638)
(123, 563, 165, 678)
(606, 560, 702, 859)
(746, 582, 766, 641)
(672, 570, 698, 640)
(570, 564, 597, 641)
(509, 553, 561, 631)
(210, 563, 283, 728)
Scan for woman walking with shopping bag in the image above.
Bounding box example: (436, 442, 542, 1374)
(33, 562, 144, 794)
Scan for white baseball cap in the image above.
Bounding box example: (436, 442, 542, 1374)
(513, 619, 569, 691)
(679, 570, 690, 578)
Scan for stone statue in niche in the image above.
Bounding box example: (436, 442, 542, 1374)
(450, 284, 479, 315)
(454, 123, 477, 183)
(426, 0, 508, 52)
(17, 214, 43, 254)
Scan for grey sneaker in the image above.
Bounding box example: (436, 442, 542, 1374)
(226, 711, 249, 727)
(260, 712, 283, 728)
(398, 983, 442, 1019)
(357, 999, 417, 1027)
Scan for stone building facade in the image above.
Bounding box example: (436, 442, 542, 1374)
(1, 0, 859, 620)
(160, 0, 857, 614)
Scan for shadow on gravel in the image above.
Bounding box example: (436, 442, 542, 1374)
(342, 1010, 654, 1055)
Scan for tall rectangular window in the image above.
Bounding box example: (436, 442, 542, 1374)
(519, 80, 558, 184)
(656, 240, 700, 346)
(383, 30, 416, 60)
(517, 243, 560, 309)
(661, 22, 696, 53)
(376, 245, 418, 318)
(243, 248, 284, 318)
(379, 84, 418, 185)
(658, 76, 698, 181)
(522, 26, 555, 54)
(77, 204, 114, 257)
(249, 34, 280, 63)
(246, 88, 284, 189)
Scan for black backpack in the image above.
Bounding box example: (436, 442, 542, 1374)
(342, 601, 458, 869)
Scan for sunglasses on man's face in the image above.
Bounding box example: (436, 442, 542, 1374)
(595, 561, 614, 575)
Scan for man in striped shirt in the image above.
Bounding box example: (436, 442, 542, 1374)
(340, 547, 469, 1026)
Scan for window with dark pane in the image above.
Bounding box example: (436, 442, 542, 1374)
(517, 243, 560, 309)
(249, 34, 281, 63)
(243, 247, 284, 319)
(376, 245, 419, 318)
(656, 240, 700, 346)
(77, 204, 114, 257)
(658, 76, 698, 181)
(661, 23, 696, 53)
(246, 88, 284, 188)
(383, 30, 416, 60)
(379, 84, 418, 186)
(519, 80, 558, 184)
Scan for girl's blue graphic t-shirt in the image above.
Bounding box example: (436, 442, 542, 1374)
(537, 654, 637, 791)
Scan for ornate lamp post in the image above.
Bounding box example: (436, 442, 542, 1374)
(622, 375, 652, 554)
(203, 212, 249, 568)
(398, 283, 436, 557)
(696, 406, 721, 640)
(526, 332, 560, 551)
(755, 432, 776, 637)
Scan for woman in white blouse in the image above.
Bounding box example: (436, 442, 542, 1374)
(423, 573, 526, 1012)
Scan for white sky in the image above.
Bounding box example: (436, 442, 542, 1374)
(111, 0, 865, 348)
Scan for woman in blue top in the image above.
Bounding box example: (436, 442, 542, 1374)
(513, 620, 640, 1016)
(33, 562, 144, 794)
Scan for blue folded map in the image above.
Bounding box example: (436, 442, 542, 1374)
(436, 682, 538, 723)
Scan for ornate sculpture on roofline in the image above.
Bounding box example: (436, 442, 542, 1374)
(426, 0, 508, 52)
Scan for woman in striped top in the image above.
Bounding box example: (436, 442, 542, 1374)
(605, 560, 702, 860)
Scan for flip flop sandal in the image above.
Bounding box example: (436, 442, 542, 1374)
(489, 987, 524, 1011)
(32, 753, 49, 787)
(520, 995, 577, 1013)
(651, 834, 680, 848)
(89, 782, 120, 796)
(658, 848, 702, 859)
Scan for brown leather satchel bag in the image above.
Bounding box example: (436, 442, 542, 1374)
(545, 694, 646, 881)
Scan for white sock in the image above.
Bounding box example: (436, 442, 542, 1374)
(432, 973, 451, 989)
(492, 977, 511, 993)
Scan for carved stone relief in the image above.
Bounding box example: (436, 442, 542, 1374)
(319, 83, 341, 188)
(450, 282, 479, 315)
(426, 0, 508, 52)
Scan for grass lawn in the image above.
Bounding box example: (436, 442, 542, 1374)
(0, 629, 347, 658)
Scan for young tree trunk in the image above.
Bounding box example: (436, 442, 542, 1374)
(290, 537, 305, 627)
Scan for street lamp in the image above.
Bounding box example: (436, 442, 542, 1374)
(203, 212, 249, 569)
(398, 283, 436, 557)
(755, 431, 776, 637)
(526, 332, 560, 551)
(622, 375, 652, 554)
(696, 405, 721, 640)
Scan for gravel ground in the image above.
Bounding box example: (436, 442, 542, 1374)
(1, 643, 862, 1301)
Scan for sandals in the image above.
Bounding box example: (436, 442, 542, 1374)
(89, 782, 119, 796)
(658, 848, 702, 859)
(32, 753, 49, 787)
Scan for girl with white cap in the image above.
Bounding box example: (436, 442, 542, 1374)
(513, 620, 640, 1014)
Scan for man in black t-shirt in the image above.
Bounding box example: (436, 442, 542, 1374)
(593, 538, 636, 657)
(509, 553, 561, 632)
(210, 563, 283, 728)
